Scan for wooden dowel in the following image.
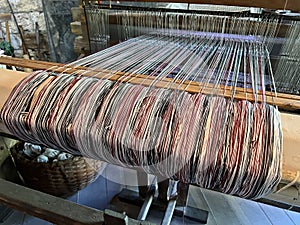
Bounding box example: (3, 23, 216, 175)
(0, 57, 299, 111)
(5, 21, 10, 43)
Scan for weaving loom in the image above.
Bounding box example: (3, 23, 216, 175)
(0, 0, 300, 224)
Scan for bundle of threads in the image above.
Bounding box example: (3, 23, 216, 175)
(22, 142, 74, 163)
(1, 69, 282, 199)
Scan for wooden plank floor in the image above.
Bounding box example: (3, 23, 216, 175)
(1, 165, 300, 225)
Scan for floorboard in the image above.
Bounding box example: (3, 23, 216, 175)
(0, 211, 24, 225)
(285, 209, 300, 225)
(201, 188, 255, 225)
(188, 186, 217, 225)
(76, 175, 107, 210)
(233, 196, 272, 225)
(22, 215, 52, 225)
(259, 203, 295, 225)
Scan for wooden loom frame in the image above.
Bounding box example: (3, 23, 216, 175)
(0, 0, 300, 223)
(0, 60, 299, 223)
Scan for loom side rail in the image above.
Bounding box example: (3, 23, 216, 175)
(0, 177, 149, 225)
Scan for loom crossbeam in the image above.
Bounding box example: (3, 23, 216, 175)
(0, 57, 299, 112)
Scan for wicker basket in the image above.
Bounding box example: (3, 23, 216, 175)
(10, 142, 106, 198)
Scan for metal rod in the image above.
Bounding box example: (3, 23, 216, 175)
(161, 199, 177, 225)
(137, 185, 156, 221)
(161, 180, 178, 225)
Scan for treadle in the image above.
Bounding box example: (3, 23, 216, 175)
(112, 186, 208, 224)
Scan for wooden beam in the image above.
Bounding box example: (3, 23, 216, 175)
(0, 70, 27, 110)
(0, 57, 65, 71)
(281, 113, 300, 185)
(0, 178, 145, 225)
(120, 0, 300, 12)
(0, 14, 11, 22)
(0, 58, 300, 112)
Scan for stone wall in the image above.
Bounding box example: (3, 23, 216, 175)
(0, 0, 48, 59)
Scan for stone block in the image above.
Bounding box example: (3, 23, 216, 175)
(71, 7, 84, 21)
(0, 0, 9, 13)
(8, 0, 43, 13)
(71, 21, 82, 35)
(8, 12, 46, 34)
(9, 33, 22, 50)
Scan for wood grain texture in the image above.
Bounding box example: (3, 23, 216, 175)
(259, 203, 295, 225)
(285, 210, 300, 225)
(22, 216, 53, 225)
(71, 21, 83, 35)
(0, 178, 104, 225)
(0, 178, 144, 225)
(120, 0, 300, 11)
(281, 113, 300, 185)
(0, 14, 11, 22)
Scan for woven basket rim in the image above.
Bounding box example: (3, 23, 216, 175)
(9, 141, 104, 198)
